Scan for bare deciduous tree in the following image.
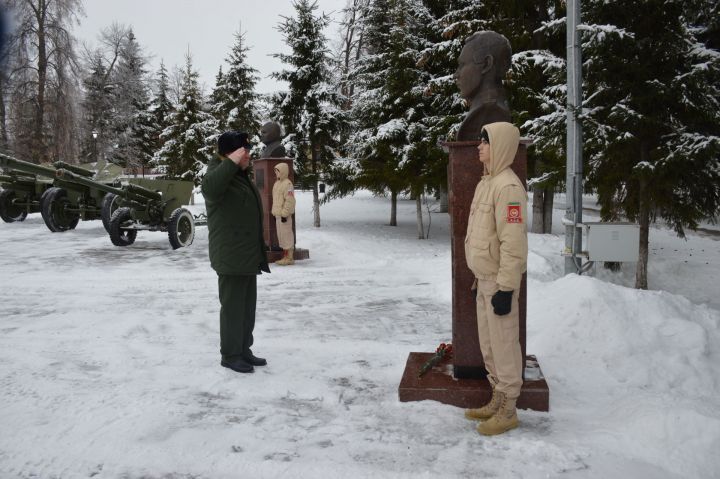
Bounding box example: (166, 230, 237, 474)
(336, 0, 370, 110)
(3, 0, 82, 162)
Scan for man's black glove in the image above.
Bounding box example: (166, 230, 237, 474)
(471, 288, 477, 300)
(491, 290, 513, 316)
(281, 216, 288, 223)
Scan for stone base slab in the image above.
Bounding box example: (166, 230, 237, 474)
(398, 352, 549, 411)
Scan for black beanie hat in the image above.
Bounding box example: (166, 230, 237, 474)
(218, 131, 253, 155)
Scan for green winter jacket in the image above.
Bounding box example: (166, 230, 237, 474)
(202, 156, 270, 275)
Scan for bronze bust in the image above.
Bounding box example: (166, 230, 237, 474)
(454, 31, 512, 141)
(259, 121, 287, 158)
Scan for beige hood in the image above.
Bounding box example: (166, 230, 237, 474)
(274, 162, 289, 181)
(483, 122, 520, 176)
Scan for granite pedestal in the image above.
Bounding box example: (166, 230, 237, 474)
(252, 158, 309, 264)
(398, 139, 549, 411)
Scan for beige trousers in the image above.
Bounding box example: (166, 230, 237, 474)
(475, 277, 523, 399)
(275, 216, 294, 250)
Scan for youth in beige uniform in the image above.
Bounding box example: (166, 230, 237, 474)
(271, 163, 296, 265)
(464, 121, 528, 436)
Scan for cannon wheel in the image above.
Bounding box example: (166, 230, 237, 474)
(41, 187, 79, 232)
(39, 187, 56, 230)
(109, 207, 137, 246)
(0, 189, 28, 223)
(168, 207, 195, 249)
(39, 187, 53, 210)
(100, 193, 120, 233)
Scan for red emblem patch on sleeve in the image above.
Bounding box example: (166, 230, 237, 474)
(506, 203, 522, 223)
(287, 189, 294, 197)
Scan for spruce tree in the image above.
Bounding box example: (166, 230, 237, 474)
(350, 0, 437, 229)
(211, 30, 261, 134)
(273, 0, 346, 227)
(209, 66, 226, 124)
(419, 0, 567, 233)
(154, 52, 219, 185)
(80, 51, 113, 165)
(579, 0, 720, 289)
(418, 0, 490, 140)
(110, 30, 150, 169)
(142, 61, 175, 175)
(127, 97, 156, 175)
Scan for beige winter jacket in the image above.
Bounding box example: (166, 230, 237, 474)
(271, 163, 296, 218)
(465, 122, 528, 291)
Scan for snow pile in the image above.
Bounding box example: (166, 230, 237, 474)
(0, 190, 718, 478)
(530, 275, 720, 478)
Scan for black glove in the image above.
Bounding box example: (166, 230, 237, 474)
(471, 288, 477, 300)
(491, 290, 513, 316)
(281, 216, 288, 223)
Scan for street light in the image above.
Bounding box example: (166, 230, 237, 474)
(91, 130, 104, 174)
(91, 130, 98, 164)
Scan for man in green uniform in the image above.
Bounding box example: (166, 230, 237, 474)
(202, 131, 270, 374)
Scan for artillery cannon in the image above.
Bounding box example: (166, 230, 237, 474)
(0, 153, 116, 232)
(54, 168, 197, 249)
(1, 152, 198, 249)
(0, 167, 53, 223)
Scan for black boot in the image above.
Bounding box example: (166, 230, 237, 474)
(242, 350, 267, 366)
(221, 357, 254, 373)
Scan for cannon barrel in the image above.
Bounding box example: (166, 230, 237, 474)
(54, 168, 125, 197)
(124, 182, 162, 201)
(0, 153, 56, 179)
(54, 168, 162, 205)
(53, 161, 94, 178)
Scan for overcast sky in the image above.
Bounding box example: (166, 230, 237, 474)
(75, 0, 347, 94)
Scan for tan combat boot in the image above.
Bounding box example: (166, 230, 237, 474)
(276, 250, 289, 265)
(476, 393, 518, 436)
(276, 248, 294, 266)
(465, 387, 502, 421)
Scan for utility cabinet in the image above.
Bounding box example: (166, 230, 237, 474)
(584, 222, 639, 262)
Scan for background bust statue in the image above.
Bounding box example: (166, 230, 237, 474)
(259, 121, 287, 158)
(454, 31, 512, 141)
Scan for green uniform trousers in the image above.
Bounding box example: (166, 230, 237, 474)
(218, 274, 257, 359)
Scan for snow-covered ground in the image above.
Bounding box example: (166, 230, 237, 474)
(0, 190, 718, 478)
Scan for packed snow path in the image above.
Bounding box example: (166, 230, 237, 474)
(1, 190, 718, 478)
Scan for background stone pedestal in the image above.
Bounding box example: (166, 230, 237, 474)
(252, 158, 309, 264)
(398, 139, 549, 411)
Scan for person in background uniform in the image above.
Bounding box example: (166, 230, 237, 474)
(271, 162, 296, 265)
(463, 122, 528, 435)
(202, 131, 270, 374)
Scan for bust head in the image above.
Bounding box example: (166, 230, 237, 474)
(455, 31, 512, 104)
(259, 121, 287, 158)
(260, 122, 282, 144)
